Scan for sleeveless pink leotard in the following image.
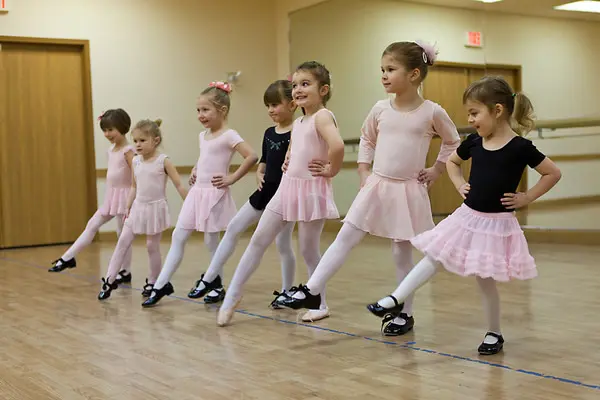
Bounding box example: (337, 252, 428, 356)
(125, 154, 171, 235)
(100, 144, 134, 216)
(267, 108, 339, 222)
(176, 129, 244, 232)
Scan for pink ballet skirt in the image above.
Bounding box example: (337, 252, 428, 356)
(266, 175, 339, 222)
(343, 173, 434, 241)
(410, 204, 537, 282)
(126, 199, 170, 235)
(99, 186, 130, 216)
(176, 183, 237, 233)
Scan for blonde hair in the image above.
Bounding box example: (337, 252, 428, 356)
(463, 76, 535, 135)
(133, 119, 163, 145)
(200, 86, 231, 117)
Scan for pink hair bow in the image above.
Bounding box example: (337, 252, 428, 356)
(97, 110, 105, 121)
(415, 40, 438, 65)
(209, 81, 232, 93)
(286, 74, 293, 82)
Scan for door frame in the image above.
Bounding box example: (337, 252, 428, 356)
(0, 36, 97, 218)
(432, 61, 522, 93)
(426, 61, 527, 195)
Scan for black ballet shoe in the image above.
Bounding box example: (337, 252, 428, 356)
(203, 287, 226, 304)
(280, 284, 321, 310)
(269, 287, 298, 309)
(381, 313, 414, 336)
(187, 274, 222, 299)
(141, 279, 154, 297)
(366, 295, 404, 318)
(141, 282, 174, 307)
(48, 257, 76, 272)
(478, 332, 504, 355)
(115, 270, 132, 284)
(98, 278, 119, 300)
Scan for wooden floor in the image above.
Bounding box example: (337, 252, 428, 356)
(1, 233, 599, 399)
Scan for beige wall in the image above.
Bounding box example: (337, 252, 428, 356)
(2, 0, 599, 234)
(290, 0, 600, 209)
(276, 0, 328, 77)
(1, 0, 281, 232)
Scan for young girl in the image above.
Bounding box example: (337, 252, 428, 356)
(142, 81, 258, 307)
(282, 42, 460, 337)
(187, 80, 297, 307)
(366, 76, 561, 354)
(217, 61, 345, 327)
(49, 109, 135, 284)
(97, 119, 187, 300)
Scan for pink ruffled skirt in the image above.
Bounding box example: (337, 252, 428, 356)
(125, 199, 170, 235)
(266, 175, 339, 222)
(411, 204, 537, 282)
(176, 184, 237, 233)
(99, 186, 130, 216)
(343, 174, 434, 241)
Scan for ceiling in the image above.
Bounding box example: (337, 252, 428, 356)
(404, 0, 600, 21)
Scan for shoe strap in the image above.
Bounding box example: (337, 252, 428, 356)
(485, 331, 504, 341)
(387, 295, 399, 307)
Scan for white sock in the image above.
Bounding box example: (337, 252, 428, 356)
(275, 221, 296, 292)
(153, 228, 193, 291)
(391, 240, 415, 315)
(220, 210, 289, 310)
(297, 220, 328, 308)
(377, 256, 439, 308)
(483, 332, 501, 344)
(203, 202, 261, 283)
(477, 276, 502, 341)
(293, 223, 366, 299)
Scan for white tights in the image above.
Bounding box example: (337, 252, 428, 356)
(221, 209, 324, 310)
(380, 256, 501, 337)
(202, 201, 296, 291)
(293, 223, 415, 314)
(60, 210, 132, 272)
(153, 228, 220, 290)
(104, 225, 162, 284)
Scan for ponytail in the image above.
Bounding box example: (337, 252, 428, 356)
(512, 92, 535, 136)
(463, 76, 536, 136)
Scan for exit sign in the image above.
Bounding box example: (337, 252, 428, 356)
(466, 31, 483, 48)
(0, 0, 9, 12)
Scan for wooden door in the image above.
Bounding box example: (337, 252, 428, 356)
(422, 63, 521, 215)
(0, 38, 96, 248)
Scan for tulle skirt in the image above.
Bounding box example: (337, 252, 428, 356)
(343, 174, 434, 241)
(266, 175, 339, 222)
(125, 199, 170, 235)
(411, 204, 537, 282)
(99, 186, 130, 216)
(176, 184, 237, 233)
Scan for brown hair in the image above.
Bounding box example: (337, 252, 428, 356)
(382, 41, 436, 82)
(263, 79, 293, 106)
(201, 86, 231, 117)
(99, 108, 131, 134)
(133, 119, 163, 145)
(296, 61, 332, 105)
(463, 76, 535, 135)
